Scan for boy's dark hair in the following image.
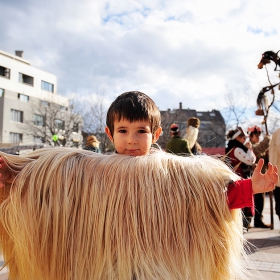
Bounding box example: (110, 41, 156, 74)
(106, 91, 161, 136)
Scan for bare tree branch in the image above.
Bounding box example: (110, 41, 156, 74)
(22, 97, 83, 147)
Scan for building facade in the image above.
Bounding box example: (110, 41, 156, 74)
(0, 50, 83, 152)
(159, 102, 226, 152)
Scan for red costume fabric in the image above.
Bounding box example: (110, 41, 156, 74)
(227, 179, 254, 214)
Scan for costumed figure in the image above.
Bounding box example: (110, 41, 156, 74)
(183, 117, 202, 155)
(84, 135, 101, 153)
(0, 147, 254, 280)
(269, 128, 280, 229)
(225, 127, 256, 232)
(166, 123, 192, 155)
(248, 125, 271, 228)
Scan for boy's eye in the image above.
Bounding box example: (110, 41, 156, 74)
(138, 129, 147, 133)
(118, 129, 127, 133)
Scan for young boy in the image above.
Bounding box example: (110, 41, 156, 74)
(104, 91, 162, 156)
(0, 91, 278, 209)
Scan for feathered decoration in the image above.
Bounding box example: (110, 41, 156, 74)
(258, 50, 280, 71)
(256, 83, 279, 116)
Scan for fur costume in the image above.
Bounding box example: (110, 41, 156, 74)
(183, 117, 200, 151)
(0, 148, 251, 280)
(183, 125, 199, 150)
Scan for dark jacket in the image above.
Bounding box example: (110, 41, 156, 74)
(166, 136, 192, 155)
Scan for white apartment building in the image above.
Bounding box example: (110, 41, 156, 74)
(0, 50, 83, 150)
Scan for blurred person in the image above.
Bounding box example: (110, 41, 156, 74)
(226, 127, 256, 232)
(166, 123, 192, 155)
(84, 135, 101, 153)
(269, 128, 280, 228)
(248, 125, 271, 228)
(183, 117, 202, 155)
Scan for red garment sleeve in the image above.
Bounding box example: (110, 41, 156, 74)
(227, 179, 253, 210)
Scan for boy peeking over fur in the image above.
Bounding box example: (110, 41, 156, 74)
(103, 91, 278, 209)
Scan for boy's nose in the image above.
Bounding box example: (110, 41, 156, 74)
(127, 133, 137, 144)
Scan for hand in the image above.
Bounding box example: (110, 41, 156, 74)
(251, 158, 279, 194)
(245, 142, 252, 149)
(0, 156, 12, 188)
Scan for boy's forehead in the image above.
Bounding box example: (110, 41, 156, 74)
(114, 118, 151, 127)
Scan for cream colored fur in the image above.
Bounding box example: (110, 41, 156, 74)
(0, 148, 249, 279)
(269, 128, 280, 186)
(183, 126, 199, 149)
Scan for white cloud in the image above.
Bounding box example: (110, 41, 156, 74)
(0, 0, 280, 121)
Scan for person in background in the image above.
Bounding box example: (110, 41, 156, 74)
(269, 128, 280, 230)
(226, 127, 256, 232)
(84, 135, 101, 153)
(248, 125, 271, 228)
(183, 117, 202, 155)
(166, 123, 192, 155)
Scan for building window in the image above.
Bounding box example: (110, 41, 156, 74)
(60, 105, 68, 111)
(209, 112, 216, 117)
(18, 93, 29, 102)
(41, 100, 50, 107)
(19, 73, 34, 86)
(10, 132, 23, 143)
(196, 112, 203, 117)
(34, 136, 43, 144)
(11, 109, 23, 123)
(41, 81, 54, 93)
(73, 123, 79, 133)
(34, 114, 44, 126)
(54, 119, 65, 130)
(0, 88, 4, 97)
(0, 66, 10, 79)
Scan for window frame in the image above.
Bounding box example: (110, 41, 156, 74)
(18, 93, 29, 102)
(41, 80, 54, 93)
(9, 132, 23, 143)
(0, 65, 10, 79)
(19, 72, 34, 86)
(72, 123, 79, 133)
(41, 100, 50, 107)
(34, 114, 44, 127)
(54, 119, 65, 130)
(0, 88, 4, 97)
(34, 136, 43, 144)
(10, 109, 24, 123)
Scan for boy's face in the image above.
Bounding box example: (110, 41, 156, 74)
(105, 118, 162, 156)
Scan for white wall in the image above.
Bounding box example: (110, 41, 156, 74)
(0, 50, 68, 105)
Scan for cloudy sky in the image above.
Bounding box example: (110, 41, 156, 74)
(1, 0, 280, 125)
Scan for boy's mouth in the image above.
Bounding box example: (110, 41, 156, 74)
(126, 149, 140, 155)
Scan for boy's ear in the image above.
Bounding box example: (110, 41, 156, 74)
(105, 126, 114, 143)
(152, 126, 162, 143)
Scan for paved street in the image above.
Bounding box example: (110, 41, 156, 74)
(243, 194, 280, 279)
(0, 196, 279, 280)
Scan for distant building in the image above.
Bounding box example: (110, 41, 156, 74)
(0, 49, 83, 153)
(159, 102, 226, 152)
